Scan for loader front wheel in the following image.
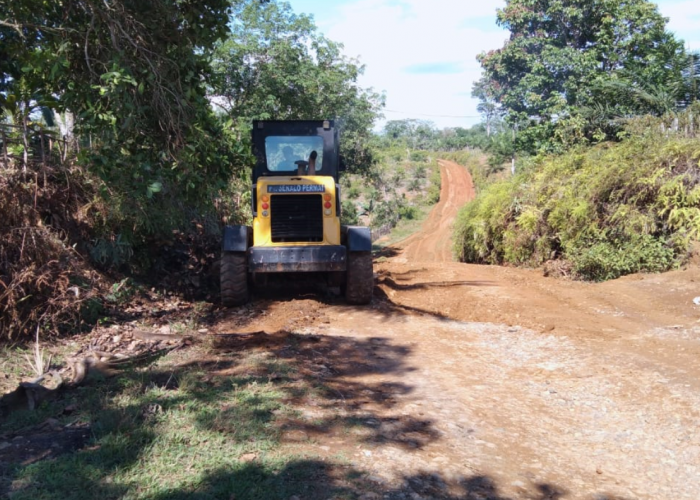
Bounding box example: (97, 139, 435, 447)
(221, 252, 249, 306)
(345, 251, 373, 305)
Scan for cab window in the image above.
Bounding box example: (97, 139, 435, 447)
(265, 136, 324, 172)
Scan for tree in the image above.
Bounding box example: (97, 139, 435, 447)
(382, 119, 437, 149)
(478, 0, 689, 150)
(1, 0, 241, 243)
(472, 77, 502, 137)
(212, 0, 384, 174)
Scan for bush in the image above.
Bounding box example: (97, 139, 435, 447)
(453, 125, 700, 280)
(341, 200, 359, 225)
(569, 235, 675, 281)
(0, 166, 105, 340)
(398, 204, 419, 220)
(347, 184, 361, 199)
(410, 151, 428, 162)
(427, 163, 441, 204)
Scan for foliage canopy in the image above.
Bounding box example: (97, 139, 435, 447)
(212, 0, 384, 174)
(476, 0, 696, 151)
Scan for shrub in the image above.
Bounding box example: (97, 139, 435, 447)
(410, 150, 428, 162)
(452, 126, 700, 281)
(341, 200, 359, 225)
(347, 184, 361, 199)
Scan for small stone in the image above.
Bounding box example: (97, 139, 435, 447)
(358, 494, 380, 500)
(0, 442, 11, 450)
(596, 467, 603, 475)
(239, 453, 258, 463)
(159, 324, 171, 335)
(112, 335, 121, 343)
(198, 328, 208, 334)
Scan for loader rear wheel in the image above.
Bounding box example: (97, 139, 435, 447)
(221, 252, 249, 306)
(345, 251, 373, 305)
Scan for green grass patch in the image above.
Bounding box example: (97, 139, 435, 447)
(0, 348, 339, 500)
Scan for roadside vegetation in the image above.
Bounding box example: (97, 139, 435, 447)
(454, 110, 700, 280)
(341, 126, 442, 244)
(0, 0, 382, 341)
(0, 327, 378, 499)
(452, 0, 700, 281)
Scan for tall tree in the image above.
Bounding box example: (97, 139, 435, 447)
(472, 77, 501, 137)
(212, 0, 384, 174)
(478, 0, 689, 150)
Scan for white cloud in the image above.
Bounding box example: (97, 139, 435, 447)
(322, 0, 508, 128)
(295, 0, 700, 130)
(656, 0, 700, 50)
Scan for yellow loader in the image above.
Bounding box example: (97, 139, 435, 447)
(221, 120, 373, 306)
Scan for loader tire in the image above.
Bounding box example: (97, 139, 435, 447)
(345, 251, 373, 305)
(221, 252, 249, 307)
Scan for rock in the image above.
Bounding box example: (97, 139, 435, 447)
(159, 324, 171, 335)
(358, 493, 380, 500)
(44, 418, 62, 430)
(239, 453, 258, 463)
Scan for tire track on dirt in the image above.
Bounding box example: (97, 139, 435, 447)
(396, 159, 474, 263)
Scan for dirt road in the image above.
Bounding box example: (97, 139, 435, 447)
(396, 160, 474, 263)
(215, 161, 700, 499)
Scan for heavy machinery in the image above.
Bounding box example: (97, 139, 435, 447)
(220, 120, 373, 306)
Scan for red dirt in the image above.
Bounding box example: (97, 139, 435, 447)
(396, 159, 475, 263)
(211, 159, 700, 499)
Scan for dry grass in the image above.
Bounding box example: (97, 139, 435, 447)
(0, 165, 105, 340)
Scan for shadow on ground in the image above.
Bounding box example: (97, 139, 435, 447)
(2, 274, 632, 500)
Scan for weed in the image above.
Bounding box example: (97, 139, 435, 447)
(105, 278, 139, 305)
(23, 326, 52, 377)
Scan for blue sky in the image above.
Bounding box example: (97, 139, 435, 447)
(287, 0, 700, 130)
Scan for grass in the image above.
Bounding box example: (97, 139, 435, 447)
(0, 346, 340, 500)
(1, 319, 436, 499)
(372, 204, 430, 253)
